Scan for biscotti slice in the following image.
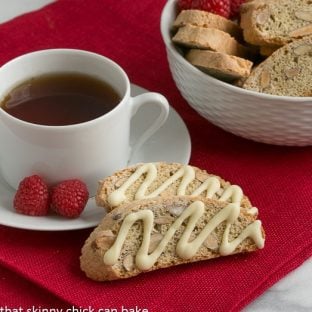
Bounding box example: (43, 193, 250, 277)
(173, 9, 243, 40)
(172, 24, 253, 59)
(240, 0, 312, 47)
(80, 196, 265, 281)
(96, 162, 257, 216)
(186, 49, 253, 81)
(243, 36, 312, 96)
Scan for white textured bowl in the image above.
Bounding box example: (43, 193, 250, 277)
(160, 0, 312, 146)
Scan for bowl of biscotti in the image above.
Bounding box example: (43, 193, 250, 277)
(161, 0, 312, 146)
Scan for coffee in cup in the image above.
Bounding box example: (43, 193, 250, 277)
(1, 73, 121, 126)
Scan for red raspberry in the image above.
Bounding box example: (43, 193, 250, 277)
(177, 0, 194, 11)
(13, 175, 50, 216)
(230, 0, 245, 18)
(191, 0, 231, 18)
(51, 179, 89, 218)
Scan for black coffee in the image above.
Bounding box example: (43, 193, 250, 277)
(0, 73, 121, 126)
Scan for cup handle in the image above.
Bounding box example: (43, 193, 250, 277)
(129, 92, 169, 160)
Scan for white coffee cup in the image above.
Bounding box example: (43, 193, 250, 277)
(0, 49, 169, 194)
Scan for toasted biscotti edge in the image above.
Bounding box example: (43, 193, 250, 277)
(80, 196, 265, 281)
(172, 24, 253, 59)
(173, 9, 243, 40)
(185, 49, 253, 81)
(96, 162, 253, 212)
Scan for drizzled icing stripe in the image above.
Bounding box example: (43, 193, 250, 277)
(107, 163, 248, 209)
(103, 201, 265, 270)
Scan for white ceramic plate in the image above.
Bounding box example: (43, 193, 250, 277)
(0, 84, 191, 231)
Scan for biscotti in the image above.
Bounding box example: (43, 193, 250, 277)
(172, 24, 252, 58)
(243, 36, 312, 96)
(173, 9, 243, 40)
(80, 196, 265, 281)
(240, 0, 312, 47)
(96, 162, 256, 215)
(186, 49, 253, 81)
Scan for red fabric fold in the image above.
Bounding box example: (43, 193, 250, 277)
(0, 0, 311, 311)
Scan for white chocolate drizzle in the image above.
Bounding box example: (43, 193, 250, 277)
(107, 163, 248, 209)
(103, 201, 265, 270)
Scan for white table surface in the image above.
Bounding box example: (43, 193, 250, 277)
(0, 1, 311, 311)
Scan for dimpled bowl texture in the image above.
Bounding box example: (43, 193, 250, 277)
(160, 0, 312, 146)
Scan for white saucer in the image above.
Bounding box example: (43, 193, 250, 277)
(0, 84, 191, 231)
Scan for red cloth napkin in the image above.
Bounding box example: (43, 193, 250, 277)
(0, 0, 311, 311)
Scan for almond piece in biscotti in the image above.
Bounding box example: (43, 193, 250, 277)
(169, 205, 185, 217)
(293, 44, 312, 55)
(260, 68, 271, 90)
(290, 25, 312, 38)
(256, 9, 270, 25)
(95, 230, 116, 249)
(285, 67, 300, 79)
(148, 233, 164, 253)
(154, 216, 175, 224)
(203, 232, 219, 250)
(294, 10, 312, 22)
(123, 254, 135, 272)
